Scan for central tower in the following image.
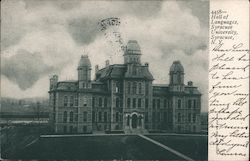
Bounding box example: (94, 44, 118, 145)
(123, 40, 141, 64)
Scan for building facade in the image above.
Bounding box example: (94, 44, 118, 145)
(49, 40, 202, 134)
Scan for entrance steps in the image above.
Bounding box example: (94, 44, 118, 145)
(124, 128, 148, 134)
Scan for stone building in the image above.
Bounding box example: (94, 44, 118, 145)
(49, 40, 202, 134)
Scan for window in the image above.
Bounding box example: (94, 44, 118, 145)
(178, 99, 181, 109)
(83, 97, 87, 107)
(115, 82, 120, 93)
(164, 99, 167, 108)
(63, 111, 67, 123)
(157, 99, 160, 109)
(75, 113, 78, 122)
(127, 98, 131, 108)
(127, 82, 131, 94)
(69, 111, 73, 122)
(92, 111, 96, 122)
(98, 112, 102, 122)
(145, 82, 149, 95)
(116, 112, 119, 122)
(83, 126, 87, 132)
(99, 97, 102, 107)
(133, 98, 136, 108)
(178, 74, 181, 84)
(138, 98, 141, 108)
(127, 115, 130, 126)
(164, 112, 167, 122)
(104, 112, 108, 122)
(116, 97, 119, 108)
(145, 112, 148, 123)
(193, 100, 196, 108)
(157, 112, 160, 122)
(132, 82, 137, 94)
(70, 96, 74, 107)
(83, 112, 87, 122)
(178, 113, 181, 122)
(192, 114, 196, 122)
(64, 96, 68, 107)
(63, 126, 67, 133)
(92, 97, 95, 107)
(152, 112, 156, 122)
(145, 99, 148, 109)
(153, 99, 156, 109)
(74, 96, 78, 106)
(104, 98, 107, 108)
(132, 66, 136, 75)
(188, 113, 191, 122)
(138, 83, 142, 94)
(188, 100, 192, 109)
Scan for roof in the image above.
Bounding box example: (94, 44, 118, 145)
(184, 86, 202, 95)
(78, 55, 91, 67)
(56, 81, 78, 91)
(170, 60, 184, 73)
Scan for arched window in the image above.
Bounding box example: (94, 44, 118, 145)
(127, 82, 131, 94)
(178, 113, 181, 122)
(127, 98, 131, 108)
(74, 96, 78, 106)
(83, 111, 87, 122)
(132, 66, 136, 75)
(104, 112, 108, 122)
(178, 99, 181, 109)
(192, 114, 196, 123)
(132, 82, 137, 94)
(188, 113, 191, 122)
(104, 97, 108, 108)
(63, 111, 67, 123)
(64, 96, 68, 107)
(138, 98, 141, 108)
(70, 96, 74, 107)
(188, 100, 192, 109)
(138, 82, 142, 94)
(177, 74, 181, 84)
(116, 112, 119, 122)
(116, 97, 119, 108)
(69, 111, 73, 122)
(127, 115, 130, 126)
(145, 82, 149, 95)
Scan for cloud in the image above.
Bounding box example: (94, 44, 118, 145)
(2, 49, 55, 90)
(1, 0, 208, 111)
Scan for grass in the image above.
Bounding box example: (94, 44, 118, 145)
(147, 134, 208, 161)
(2, 126, 208, 160)
(10, 135, 183, 160)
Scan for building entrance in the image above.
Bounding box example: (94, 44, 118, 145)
(131, 114, 138, 129)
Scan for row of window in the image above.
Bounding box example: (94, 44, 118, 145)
(177, 99, 197, 109)
(92, 111, 122, 123)
(153, 99, 171, 109)
(127, 82, 149, 95)
(64, 96, 78, 107)
(63, 111, 87, 123)
(177, 113, 197, 123)
(92, 97, 108, 108)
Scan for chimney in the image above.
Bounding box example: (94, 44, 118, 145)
(188, 81, 193, 86)
(105, 60, 110, 67)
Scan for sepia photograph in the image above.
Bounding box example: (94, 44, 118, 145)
(1, 0, 209, 160)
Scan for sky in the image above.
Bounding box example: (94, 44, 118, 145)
(1, 0, 209, 112)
